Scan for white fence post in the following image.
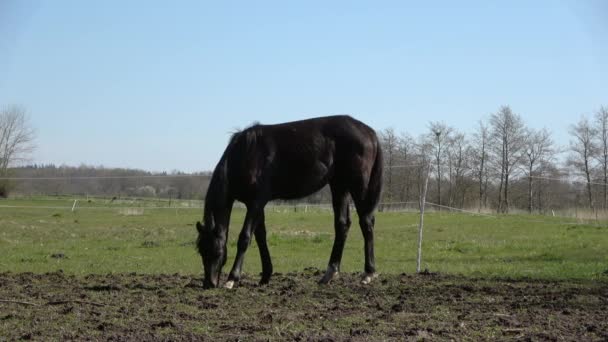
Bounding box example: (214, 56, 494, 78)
(417, 162, 431, 273)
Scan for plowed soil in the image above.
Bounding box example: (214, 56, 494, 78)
(1, 270, 607, 341)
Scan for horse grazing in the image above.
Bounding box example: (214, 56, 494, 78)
(195, 115, 383, 288)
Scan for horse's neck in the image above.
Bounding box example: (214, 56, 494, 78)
(204, 160, 233, 227)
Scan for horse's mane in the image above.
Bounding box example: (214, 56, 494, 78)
(203, 121, 263, 222)
(228, 121, 262, 151)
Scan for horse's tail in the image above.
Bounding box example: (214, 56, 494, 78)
(366, 134, 383, 211)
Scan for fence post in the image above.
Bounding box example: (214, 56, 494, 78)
(417, 162, 431, 273)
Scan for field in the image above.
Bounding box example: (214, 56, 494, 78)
(1, 197, 607, 340)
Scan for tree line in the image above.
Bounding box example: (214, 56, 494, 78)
(4, 164, 212, 200)
(379, 105, 608, 214)
(2, 104, 608, 214)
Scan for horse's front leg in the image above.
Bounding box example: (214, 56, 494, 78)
(225, 206, 262, 289)
(254, 211, 273, 285)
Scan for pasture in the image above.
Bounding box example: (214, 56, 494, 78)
(1, 197, 607, 340)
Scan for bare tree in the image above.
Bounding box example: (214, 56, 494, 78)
(415, 137, 433, 201)
(594, 106, 608, 209)
(534, 158, 560, 213)
(446, 131, 467, 208)
(490, 106, 527, 213)
(0, 106, 35, 197)
(524, 128, 554, 213)
(472, 120, 490, 212)
(428, 122, 453, 208)
(380, 128, 398, 201)
(397, 133, 415, 202)
(568, 115, 597, 210)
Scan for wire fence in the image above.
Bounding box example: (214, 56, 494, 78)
(0, 197, 597, 226)
(1, 171, 604, 278)
(1, 164, 606, 222)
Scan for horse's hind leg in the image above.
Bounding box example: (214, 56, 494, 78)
(352, 188, 380, 284)
(357, 208, 377, 284)
(254, 212, 273, 285)
(319, 186, 351, 285)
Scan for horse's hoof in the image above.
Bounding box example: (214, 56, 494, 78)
(318, 270, 338, 285)
(361, 273, 378, 285)
(223, 280, 235, 289)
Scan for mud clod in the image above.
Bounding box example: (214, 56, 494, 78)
(151, 320, 176, 329)
(84, 284, 122, 291)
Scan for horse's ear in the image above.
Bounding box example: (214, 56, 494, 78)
(196, 221, 205, 234)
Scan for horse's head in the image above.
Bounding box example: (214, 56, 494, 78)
(195, 221, 227, 288)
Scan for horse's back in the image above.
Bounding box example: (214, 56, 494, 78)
(226, 115, 381, 201)
(267, 114, 378, 168)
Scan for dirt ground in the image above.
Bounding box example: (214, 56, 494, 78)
(1, 270, 606, 341)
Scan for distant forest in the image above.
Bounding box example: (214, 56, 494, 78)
(3, 164, 333, 204)
(5, 164, 212, 201)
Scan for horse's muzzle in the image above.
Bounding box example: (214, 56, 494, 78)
(203, 272, 220, 289)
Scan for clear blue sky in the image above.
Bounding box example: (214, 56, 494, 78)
(1, 0, 607, 172)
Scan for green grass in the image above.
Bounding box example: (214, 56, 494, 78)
(1, 197, 607, 280)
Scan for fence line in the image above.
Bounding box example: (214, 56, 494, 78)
(423, 202, 496, 218)
(1, 164, 603, 223)
(0, 197, 599, 218)
(3, 202, 596, 226)
(528, 175, 607, 187)
(0, 174, 207, 180)
(5, 196, 205, 204)
(0, 201, 495, 216)
(0, 205, 202, 210)
(1, 165, 598, 186)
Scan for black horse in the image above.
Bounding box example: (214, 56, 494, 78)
(196, 115, 383, 288)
